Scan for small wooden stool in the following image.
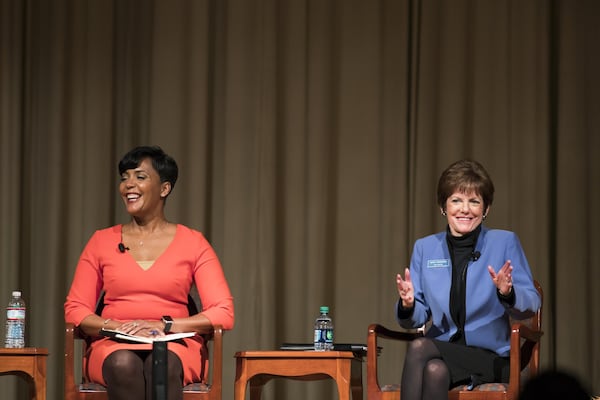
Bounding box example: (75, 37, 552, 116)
(0, 347, 48, 400)
(234, 350, 363, 400)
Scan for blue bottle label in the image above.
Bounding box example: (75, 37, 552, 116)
(314, 329, 323, 342)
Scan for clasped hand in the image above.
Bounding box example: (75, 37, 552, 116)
(396, 260, 514, 308)
(118, 320, 165, 337)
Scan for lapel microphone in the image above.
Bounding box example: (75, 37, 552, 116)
(118, 243, 129, 253)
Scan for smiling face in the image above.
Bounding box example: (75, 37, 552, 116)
(119, 158, 171, 218)
(443, 190, 488, 236)
(436, 160, 495, 236)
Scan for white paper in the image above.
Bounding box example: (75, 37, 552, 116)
(100, 328, 196, 343)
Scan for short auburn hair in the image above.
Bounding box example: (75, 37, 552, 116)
(437, 159, 494, 211)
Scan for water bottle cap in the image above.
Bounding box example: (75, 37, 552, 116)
(320, 306, 329, 313)
(12, 291, 21, 297)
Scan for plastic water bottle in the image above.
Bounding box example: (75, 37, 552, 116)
(5, 291, 26, 348)
(313, 306, 334, 351)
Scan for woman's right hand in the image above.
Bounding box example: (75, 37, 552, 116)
(396, 268, 415, 308)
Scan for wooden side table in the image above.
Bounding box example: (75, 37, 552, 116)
(0, 347, 48, 400)
(234, 350, 363, 400)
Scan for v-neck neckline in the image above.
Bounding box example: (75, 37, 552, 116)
(120, 224, 179, 271)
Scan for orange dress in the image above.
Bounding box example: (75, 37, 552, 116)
(64, 224, 234, 386)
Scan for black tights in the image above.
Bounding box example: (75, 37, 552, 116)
(401, 338, 450, 400)
(102, 349, 183, 400)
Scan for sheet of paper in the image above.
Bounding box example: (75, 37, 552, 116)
(100, 328, 196, 343)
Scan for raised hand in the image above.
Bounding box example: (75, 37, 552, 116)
(487, 260, 513, 296)
(396, 267, 415, 308)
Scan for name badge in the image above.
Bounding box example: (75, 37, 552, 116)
(427, 259, 450, 268)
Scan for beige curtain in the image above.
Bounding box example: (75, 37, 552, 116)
(1, 0, 598, 399)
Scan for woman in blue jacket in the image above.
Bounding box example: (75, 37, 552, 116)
(395, 159, 541, 400)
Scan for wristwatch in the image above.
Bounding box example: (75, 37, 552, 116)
(162, 315, 173, 333)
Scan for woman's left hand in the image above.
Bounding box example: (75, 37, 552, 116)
(488, 260, 513, 295)
(119, 320, 165, 337)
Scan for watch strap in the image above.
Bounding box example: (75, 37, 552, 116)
(162, 315, 173, 333)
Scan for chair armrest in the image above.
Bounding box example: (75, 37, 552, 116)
(512, 322, 543, 343)
(367, 324, 422, 397)
(65, 323, 76, 390)
(507, 321, 544, 397)
(208, 325, 223, 396)
(369, 323, 424, 341)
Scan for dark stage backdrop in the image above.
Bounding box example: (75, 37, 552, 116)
(1, 0, 598, 399)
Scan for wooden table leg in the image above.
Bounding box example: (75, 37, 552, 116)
(350, 357, 362, 400)
(248, 375, 271, 400)
(333, 357, 351, 400)
(234, 357, 248, 400)
(33, 355, 47, 400)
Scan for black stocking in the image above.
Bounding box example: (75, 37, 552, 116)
(401, 338, 450, 400)
(143, 350, 184, 400)
(102, 350, 183, 400)
(102, 350, 145, 400)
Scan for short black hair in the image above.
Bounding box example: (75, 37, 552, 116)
(118, 146, 178, 192)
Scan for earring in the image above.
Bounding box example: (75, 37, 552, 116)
(441, 210, 447, 216)
(482, 214, 487, 220)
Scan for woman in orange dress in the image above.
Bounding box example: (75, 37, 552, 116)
(65, 146, 234, 400)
